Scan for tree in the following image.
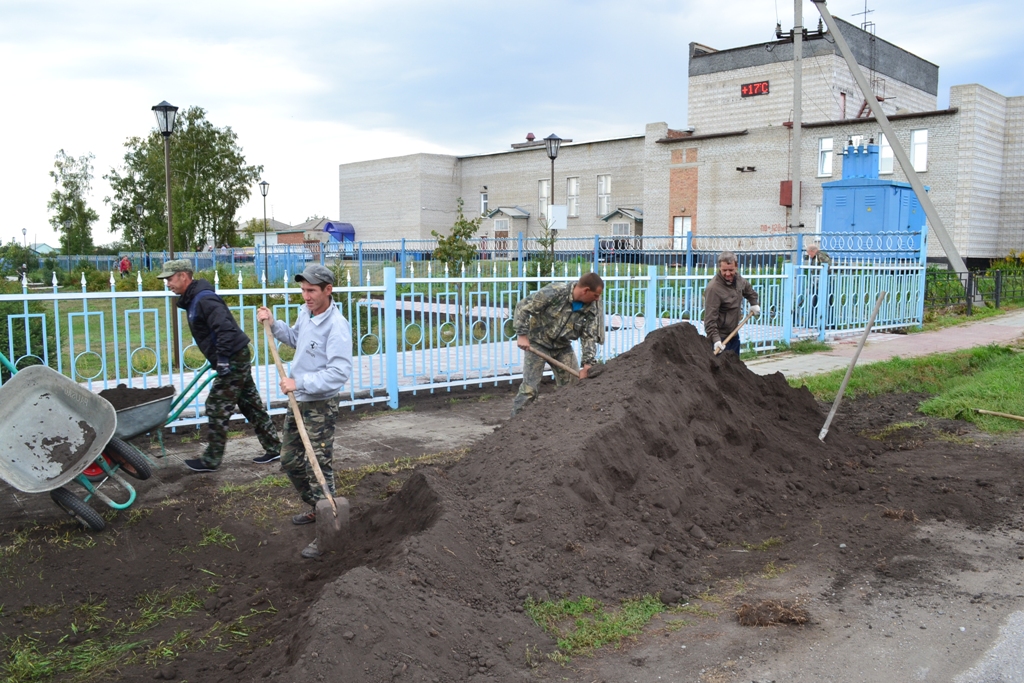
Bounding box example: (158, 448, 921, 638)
(48, 150, 99, 255)
(105, 106, 263, 253)
(431, 198, 481, 274)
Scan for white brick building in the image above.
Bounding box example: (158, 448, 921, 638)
(338, 18, 1023, 265)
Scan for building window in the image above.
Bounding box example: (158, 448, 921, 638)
(910, 129, 928, 172)
(815, 205, 822, 235)
(817, 137, 833, 177)
(538, 179, 550, 219)
(597, 174, 611, 216)
(611, 222, 630, 236)
(480, 192, 488, 214)
(878, 134, 894, 175)
(566, 177, 579, 217)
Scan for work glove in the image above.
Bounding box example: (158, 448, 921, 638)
(216, 360, 230, 376)
(749, 305, 761, 316)
(713, 341, 726, 354)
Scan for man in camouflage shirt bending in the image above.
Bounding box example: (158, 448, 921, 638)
(511, 272, 604, 416)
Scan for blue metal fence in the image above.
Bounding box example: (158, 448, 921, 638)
(3, 254, 926, 429)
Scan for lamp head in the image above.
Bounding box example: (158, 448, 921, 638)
(544, 133, 562, 160)
(151, 101, 178, 137)
(259, 180, 269, 197)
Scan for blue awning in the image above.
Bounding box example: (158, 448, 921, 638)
(324, 222, 355, 242)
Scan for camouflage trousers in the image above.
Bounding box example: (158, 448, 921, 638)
(280, 396, 339, 507)
(511, 342, 579, 417)
(203, 347, 280, 468)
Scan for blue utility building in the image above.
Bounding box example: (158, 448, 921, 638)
(821, 142, 927, 259)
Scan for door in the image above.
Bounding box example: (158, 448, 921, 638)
(673, 216, 691, 251)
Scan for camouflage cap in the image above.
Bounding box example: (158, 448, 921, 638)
(156, 259, 194, 279)
(295, 264, 335, 286)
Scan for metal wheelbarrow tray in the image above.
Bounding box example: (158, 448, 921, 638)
(0, 365, 117, 494)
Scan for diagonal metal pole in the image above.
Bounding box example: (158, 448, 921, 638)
(811, 0, 967, 275)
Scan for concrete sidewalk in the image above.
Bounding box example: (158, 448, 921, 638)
(745, 310, 1024, 379)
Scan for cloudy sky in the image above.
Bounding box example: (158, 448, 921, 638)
(1, 0, 1021, 249)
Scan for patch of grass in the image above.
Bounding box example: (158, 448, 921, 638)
(524, 594, 665, 659)
(920, 353, 1024, 432)
(334, 448, 468, 495)
(759, 561, 794, 579)
(1, 527, 34, 557)
(791, 345, 1017, 402)
(0, 634, 143, 683)
(862, 420, 927, 440)
(226, 430, 246, 439)
(670, 602, 718, 618)
(123, 508, 153, 527)
(130, 588, 203, 633)
(741, 536, 784, 552)
(920, 303, 1021, 332)
(197, 526, 237, 550)
(180, 429, 203, 443)
(216, 475, 293, 526)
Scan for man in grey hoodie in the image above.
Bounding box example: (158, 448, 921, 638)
(257, 265, 352, 558)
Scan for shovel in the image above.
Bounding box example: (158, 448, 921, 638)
(526, 346, 580, 379)
(974, 409, 1024, 423)
(714, 310, 754, 355)
(262, 319, 349, 551)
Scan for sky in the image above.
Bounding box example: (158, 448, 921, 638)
(1, 0, 1021, 250)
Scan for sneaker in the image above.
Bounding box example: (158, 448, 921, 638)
(291, 510, 316, 525)
(185, 459, 217, 473)
(252, 452, 281, 464)
(301, 539, 322, 559)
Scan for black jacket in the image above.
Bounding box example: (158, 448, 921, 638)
(176, 279, 250, 365)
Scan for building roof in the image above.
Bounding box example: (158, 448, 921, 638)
(689, 17, 939, 96)
(601, 208, 644, 223)
(484, 206, 530, 219)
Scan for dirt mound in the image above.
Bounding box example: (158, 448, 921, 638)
(99, 384, 175, 411)
(271, 323, 876, 682)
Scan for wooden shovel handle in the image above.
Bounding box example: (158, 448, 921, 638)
(975, 408, 1024, 423)
(262, 318, 338, 519)
(526, 346, 580, 378)
(715, 310, 754, 355)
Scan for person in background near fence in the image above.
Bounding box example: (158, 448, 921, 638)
(158, 259, 281, 472)
(807, 243, 832, 265)
(704, 251, 760, 356)
(119, 256, 131, 279)
(256, 264, 352, 559)
(510, 272, 604, 417)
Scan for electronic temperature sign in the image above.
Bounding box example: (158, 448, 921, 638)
(741, 80, 770, 97)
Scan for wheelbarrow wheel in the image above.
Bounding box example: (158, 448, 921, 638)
(104, 437, 152, 481)
(50, 487, 106, 532)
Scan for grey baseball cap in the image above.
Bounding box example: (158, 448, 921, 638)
(295, 264, 335, 286)
(156, 259, 194, 279)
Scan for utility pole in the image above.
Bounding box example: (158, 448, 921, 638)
(792, 0, 803, 232)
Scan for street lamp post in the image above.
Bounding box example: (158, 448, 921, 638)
(259, 181, 269, 285)
(22, 228, 27, 249)
(544, 133, 562, 221)
(135, 204, 145, 269)
(152, 101, 178, 259)
(152, 100, 180, 370)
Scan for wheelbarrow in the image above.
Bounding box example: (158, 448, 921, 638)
(0, 352, 197, 532)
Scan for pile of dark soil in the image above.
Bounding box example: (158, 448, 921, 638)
(252, 323, 909, 682)
(98, 385, 176, 411)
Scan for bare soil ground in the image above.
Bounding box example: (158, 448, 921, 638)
(2, 324, 1024, 683)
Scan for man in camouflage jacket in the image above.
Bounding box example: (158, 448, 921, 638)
(511, 272, 604, 416)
